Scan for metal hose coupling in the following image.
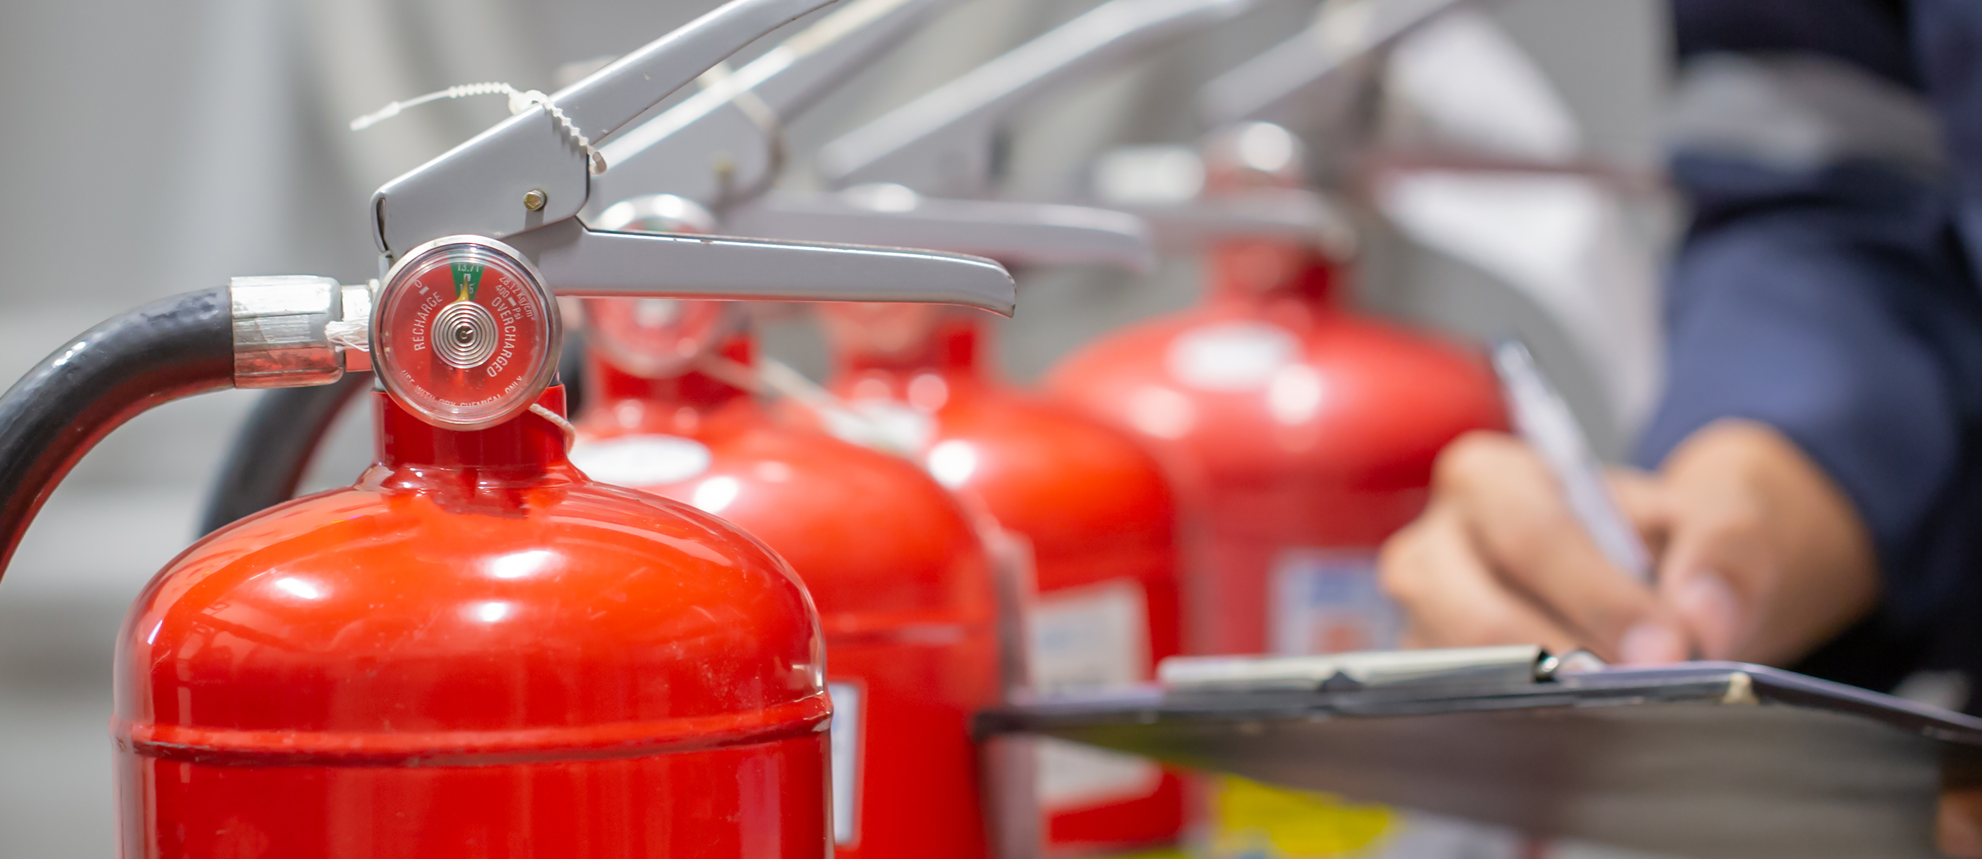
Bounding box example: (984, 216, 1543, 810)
(230, 276, 375, 388)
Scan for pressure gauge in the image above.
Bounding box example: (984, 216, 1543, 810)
(583, 299, 740, 379)
(372, 235, 562, 430)
(584, 193, 738, 378)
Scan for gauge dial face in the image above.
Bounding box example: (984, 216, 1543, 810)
(372, 236, 561, 430)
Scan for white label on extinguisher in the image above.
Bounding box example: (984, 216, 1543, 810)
(1029, 581, 1162, 809)
(1270, 550, 1398, 656)
(568, 435, 711, 486)
(1166, 321, 1300, 391)
(827, 681, 862, 846)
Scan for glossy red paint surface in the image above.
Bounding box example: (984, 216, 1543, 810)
(573, 334, 1002, 859)
(818, 308, 1185, 854)
(115, 387, 831, 859)
(1047, 243, 1507, 656)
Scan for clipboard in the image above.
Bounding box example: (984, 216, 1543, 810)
(975, 648, 1982, 858)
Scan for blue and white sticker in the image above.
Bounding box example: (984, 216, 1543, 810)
(1029, 581, 1162, 809)
(1270, 550, 1398, 656)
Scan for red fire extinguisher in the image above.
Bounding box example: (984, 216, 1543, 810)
(126, 375, 836, 855)
(1047, 123, 1506, 658)
(806, 1, 1274, 850)
(567, 214, 1005, 859)
(808, 306, 1187, 853)
(0, 0, 1019, 852)
(562, 192, 1161, 859)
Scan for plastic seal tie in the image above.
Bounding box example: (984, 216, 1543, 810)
(529, 403, 578, 449)
(350, 82, 608, 175)
(324, 320, 369, 354)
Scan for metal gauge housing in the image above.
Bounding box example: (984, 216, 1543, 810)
(372, 235, 562, 430)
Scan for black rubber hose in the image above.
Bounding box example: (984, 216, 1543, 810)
(0, 287, 235, 578)
(198, 373, 370, 535)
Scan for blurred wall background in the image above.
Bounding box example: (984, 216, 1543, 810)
(0, 0, 1665, 853)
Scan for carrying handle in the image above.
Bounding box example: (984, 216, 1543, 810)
(371, 0, 841, 256)
(721, 189, 1155, 272)
(592, 0, 964, 214)
(588, 0, 1172, 273)
(818, 0, 1257, 197)
(551, 0, 840, 143)
(1197, 0, 1495, 128)
(508, 220, 1016, 315)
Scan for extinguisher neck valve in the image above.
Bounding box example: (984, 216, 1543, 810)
(230, 276, 374, 389)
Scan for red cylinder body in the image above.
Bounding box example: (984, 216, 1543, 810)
(115, 387, 831, 859)
(1046, 242, 1506, 657)
(570, 334, 1003, 859)
(817, 307, 1185, 855)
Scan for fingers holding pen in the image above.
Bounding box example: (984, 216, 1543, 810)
(1430, 432, 1690, 663)
(1379, 501, 1583, 655)
(1607, 468, 1673, 558)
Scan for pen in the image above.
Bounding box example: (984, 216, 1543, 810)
(1490, 339, 1654, 583)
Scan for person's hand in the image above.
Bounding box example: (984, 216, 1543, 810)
(1378, 419, 1879, 664)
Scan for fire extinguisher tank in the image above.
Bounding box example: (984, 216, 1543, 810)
(819, 308, 1186, 852)
(571, 327, 1002, 859)
(114, 388, 831, 858)
(1048, 247, 1507, 657)
(1047, 123, 1505, 659)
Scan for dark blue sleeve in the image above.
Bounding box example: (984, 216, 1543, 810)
(1637, 153, 1982, 637)
(1672, 0, 1918, 89)
(1655, 0, 1982, 700)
